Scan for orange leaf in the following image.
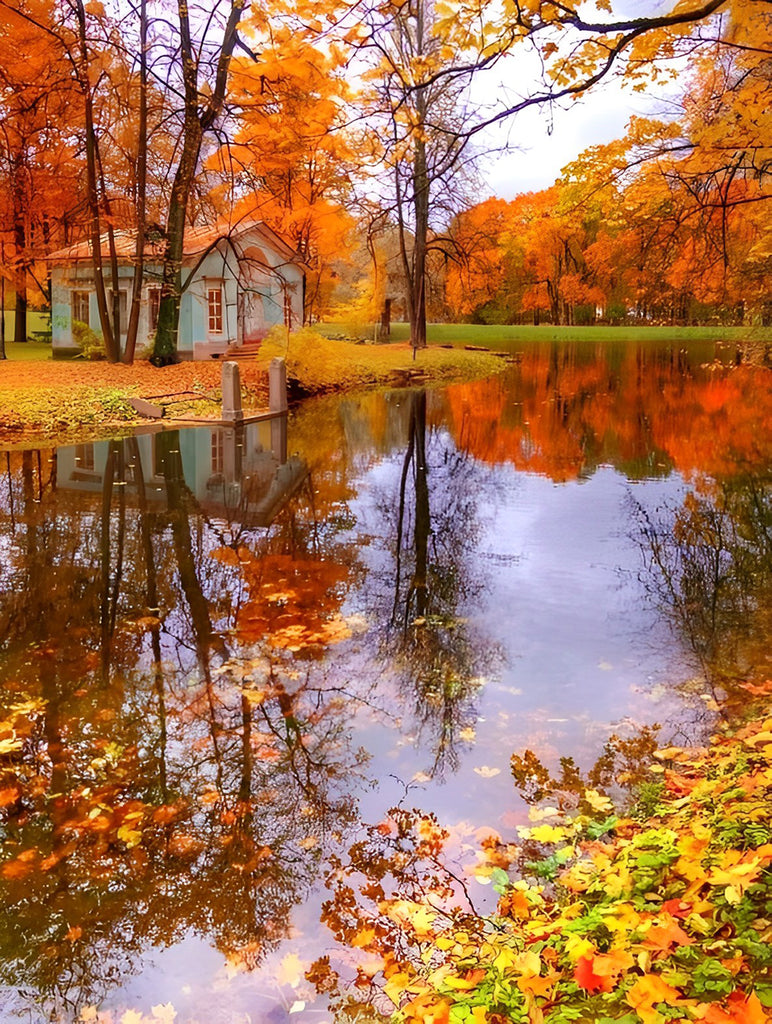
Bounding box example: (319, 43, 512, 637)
(725, 991, 768, 1024)
(627, 974, 683, 1023)
(642, 915, 694, 952)
(574, 955, 614, 994)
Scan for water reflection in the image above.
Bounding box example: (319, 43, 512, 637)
(368, 390, 501, 777)
(632, 470, 772, 705)
(1, 339, 772, 1021)
(0, 420, 368, 1017)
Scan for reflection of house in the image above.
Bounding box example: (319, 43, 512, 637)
(48, 218, 306, 360)
(58, 420, 308, 529)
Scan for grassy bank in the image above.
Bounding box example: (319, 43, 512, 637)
(319, 322, 771, 346)
(260, 327, 505, 394)
(2, 340, 54, 361)
(0, 330, 504, 444)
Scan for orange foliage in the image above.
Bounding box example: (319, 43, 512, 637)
(438, 350, 772, 483)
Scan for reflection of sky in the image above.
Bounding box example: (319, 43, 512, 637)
(0, 392, 715, 1023)
(347, 455, 697, 835)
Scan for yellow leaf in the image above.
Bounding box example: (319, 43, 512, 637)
(626, 974, 682, 1024)
(117, 826, 142, 848)
(0, 736, 22, 755)
(584, 789, 613, 813)
(528, 824, 569, 843)
(351, 927, 376, 948)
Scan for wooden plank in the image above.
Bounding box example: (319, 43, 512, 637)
(129, 397, 165, 419)
(143, 390, 202, 401)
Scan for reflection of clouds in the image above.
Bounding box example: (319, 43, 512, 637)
(0, 434, 373, 1021)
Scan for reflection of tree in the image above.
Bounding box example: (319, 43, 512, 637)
(631, 472, 772, 695)
(0, 433, 368, 1018)
(371, 390, 500, 777)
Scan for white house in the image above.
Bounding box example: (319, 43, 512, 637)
(57, 418, 308, 530)
(48, 217, 307, 360)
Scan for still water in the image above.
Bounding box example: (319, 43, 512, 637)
(1, 338, 771, 1022)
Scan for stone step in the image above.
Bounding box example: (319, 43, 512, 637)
(226, 343, 262, 360)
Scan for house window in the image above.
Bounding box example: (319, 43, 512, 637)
(208, 285, 223, 334)
(75, 443, 94, 471)
(72, 290, 90, 325)
(148, 287, 161, 331)
(211, 430, 224, 474)
(283, 290, 292, 330)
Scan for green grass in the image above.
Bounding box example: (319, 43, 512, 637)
(318, 321, 769, 347)
(2, 340, 53, 361)
(1, 312, 52, 360)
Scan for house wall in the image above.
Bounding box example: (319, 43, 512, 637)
(181, 245, 240, 359)
(51, 263, 163, 358)
(50, 226, 306, 360)
(238, 242, 305, 343)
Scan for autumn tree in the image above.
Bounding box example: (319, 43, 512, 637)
(150, 0, 250, 365)
(0, 0, 83, 345)
(357, 0, 480, 351)
(218, 23, 356, 322)
(351, 0, 756, 344)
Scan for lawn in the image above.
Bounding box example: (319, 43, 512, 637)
(318, 321, 770, 346)
(2, 340, 54, 362)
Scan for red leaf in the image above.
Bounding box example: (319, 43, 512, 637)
(574, 955, 614, 994)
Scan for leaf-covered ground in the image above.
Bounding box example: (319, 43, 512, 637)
(260, 329, 506, 395)
(0, 333, 504, 444)
(314, 708, 772, 1024)
(0, 360, 270, 444)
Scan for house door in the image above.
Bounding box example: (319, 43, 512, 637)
(237, 289, 265, 345)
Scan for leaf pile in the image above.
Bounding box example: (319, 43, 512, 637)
(315, 717, 772, 1024)
(0, 360, 269, 441)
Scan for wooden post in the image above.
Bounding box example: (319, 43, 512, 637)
(381, 298, 391, 339)
(269, 357, 288, 413)
(221, 361, 244, 423)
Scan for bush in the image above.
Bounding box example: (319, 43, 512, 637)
(72, 320, 106, 360)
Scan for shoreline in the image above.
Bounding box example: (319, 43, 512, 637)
(0, 336, 506, 448)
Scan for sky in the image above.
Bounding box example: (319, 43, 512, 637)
(480, 77, 681, 197)
(472, 0, 686, 198)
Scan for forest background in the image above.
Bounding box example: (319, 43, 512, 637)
(1, 0, 771, 364)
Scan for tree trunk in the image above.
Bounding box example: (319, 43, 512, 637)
(11, 156, 27, 345)
(410, 4, 429, 353)
(123, 0, 148, 365)
(0, 248, 5, 359)
(411, 129, 429, 352)
(73, 0, 118, 362)
(152, 119, 203, 365)
(152, 0, 246, 365)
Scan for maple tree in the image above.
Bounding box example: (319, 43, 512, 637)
(220, 22, 356, 323)
(0, 0, 84, 344)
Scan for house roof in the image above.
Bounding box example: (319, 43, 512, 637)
(47, 215, 306, 270)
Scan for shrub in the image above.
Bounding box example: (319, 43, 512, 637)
(72, 320, 106, 360)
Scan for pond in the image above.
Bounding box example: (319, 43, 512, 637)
(1, 337, 772, 1022)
